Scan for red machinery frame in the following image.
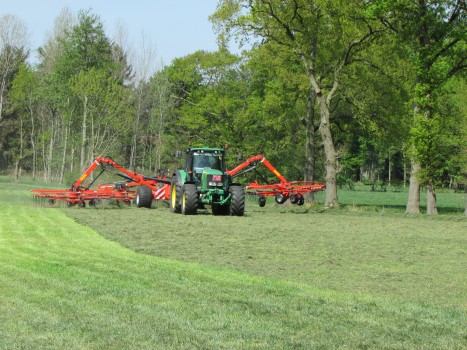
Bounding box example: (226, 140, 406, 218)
(32, 154, 325, 208)
(32, 156, 170, 206)
(227, 154, 325, 205)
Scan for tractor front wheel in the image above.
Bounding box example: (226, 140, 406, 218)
(170, 176, 182, 213)
(181, 184, 198, 215)
(136, 186, 153, 208)
(229, 185, 245, 216)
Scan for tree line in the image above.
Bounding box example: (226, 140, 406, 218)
(0, 1, 465, 215)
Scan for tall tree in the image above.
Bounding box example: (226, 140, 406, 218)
(69, 67, 133, 164)
(35, 8, 75, 182)
(0, 14, 28, 122)
(50, 10, 121, 172)
(212, 0, 385, 207)
(8, 63, 40, 181)
(370, 0, 466, 214)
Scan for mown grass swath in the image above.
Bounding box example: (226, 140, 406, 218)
(0, 177, 465, 349)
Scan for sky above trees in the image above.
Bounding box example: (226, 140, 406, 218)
(1, 0, 221, 65)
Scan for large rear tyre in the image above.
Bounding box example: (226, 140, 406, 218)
(136, 186, 153, 208)
(181, 184, 198, 215)
(170, 176, 182, 213)
(229, 185, 245, 216)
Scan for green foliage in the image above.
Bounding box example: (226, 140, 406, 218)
(411, 117, 445, 185)
(162, 45, 311, 180)
(69, 67, 134, 152)
(8, 63, 39, 112)
(368, 0, 466, 192)
(56, 10, 114, 78)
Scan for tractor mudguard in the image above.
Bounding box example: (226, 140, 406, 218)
(173, 170, 188, 186)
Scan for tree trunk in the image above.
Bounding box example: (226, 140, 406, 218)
(426, 185, 438, 215)
(80, 95, 87, 172)
(388, 151, 392, 187)
(130, 89, 143, 169)
(302, 59, 339, 208)
(406, 161, 421, 213)
(303, 93, 315, 202)
(70, 148, 74, 173)
(0, 94, 3, 122)
(41, 129, 47, 182)
(59, 121, 69, 184)
(403, 151, 407, 188)
(14, 115, 24, 183)
(46, 127, 55, 182)
(316, 94, 338, 208)
(29, 107, 36, 181)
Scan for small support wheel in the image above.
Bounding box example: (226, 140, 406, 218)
(258, 195, 266, 207)
(275, 193, 287, 204)
(290, 194, 299, 204)
(297, 195, 305, 206)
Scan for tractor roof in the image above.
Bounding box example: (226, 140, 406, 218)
(187, 147, 225, 154)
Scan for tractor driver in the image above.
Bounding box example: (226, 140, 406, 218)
(194, 154, 221, 170)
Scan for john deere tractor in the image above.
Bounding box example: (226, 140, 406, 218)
(170, 147, 245, 216)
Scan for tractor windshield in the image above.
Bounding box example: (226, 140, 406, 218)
(193, 153, 222, 172)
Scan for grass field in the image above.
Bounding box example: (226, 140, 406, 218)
(0, 176, 465, 349)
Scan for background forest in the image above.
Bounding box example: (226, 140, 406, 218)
(1, 1, 465, 214)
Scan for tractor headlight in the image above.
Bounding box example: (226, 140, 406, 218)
(208, 181, 223, 187)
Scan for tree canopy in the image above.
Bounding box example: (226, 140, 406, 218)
(1, 3, 465, 214)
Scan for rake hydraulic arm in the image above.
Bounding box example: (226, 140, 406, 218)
(227, 154, 325, 206)
(32, 156, 170, 207)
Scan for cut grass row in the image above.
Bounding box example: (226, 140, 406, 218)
(0, 178, 466, 349)
(67, 200, 466, 310)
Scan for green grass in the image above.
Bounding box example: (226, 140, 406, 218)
(66, 200, 466, 310)
(311, 183, 465, 214)
(0, 177, 466, 349)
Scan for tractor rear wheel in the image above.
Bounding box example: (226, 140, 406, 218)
(170, 176, 182, 213)
(229, 185, 245, 216)
(136, 185, 153, 208)
(181, 184, 198, 215)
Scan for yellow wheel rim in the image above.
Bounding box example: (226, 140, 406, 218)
(171, 186, 176, 207)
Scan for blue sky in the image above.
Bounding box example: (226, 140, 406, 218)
(1, 0, 223, 65)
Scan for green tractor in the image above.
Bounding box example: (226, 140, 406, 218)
(170, 147, 245, 216)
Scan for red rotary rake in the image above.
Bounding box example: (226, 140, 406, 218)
(32, 156, 170, 207)
(32, 152, 325, 208)
(227, 154, 325, 206)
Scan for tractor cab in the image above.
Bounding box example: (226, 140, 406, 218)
(192, 152, 223, 174)
(183, 147, 226, 184)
